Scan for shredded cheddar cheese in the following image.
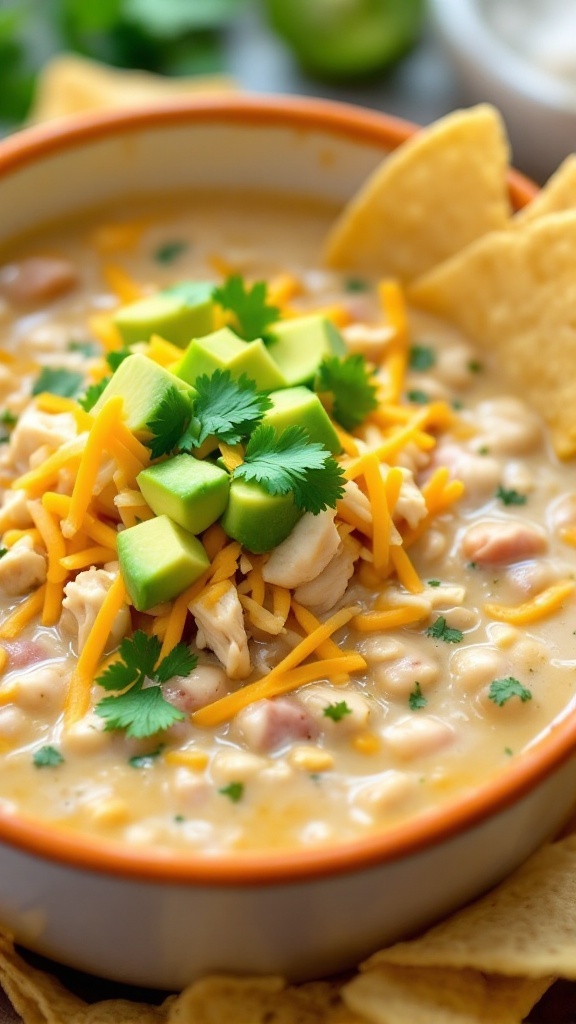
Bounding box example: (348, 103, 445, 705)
(484, 579, 576, 625)
(102, 263, 143, 304)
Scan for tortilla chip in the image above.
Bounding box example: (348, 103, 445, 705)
(166, 975, 361, 1023)
(342, 965, 550, 1024)
(408, 210, 576, 457)
(364, 835, 576, 979)
(76, 998, 171, 1023)
(0, 932, 85, 1024)
(515, 155, 576, 225)
(28, 54, 235, 124)
(324, 105, 511, 282)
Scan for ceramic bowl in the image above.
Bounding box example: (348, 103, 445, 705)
(0, 96, 572, 991)
(429, 0, 576, 182)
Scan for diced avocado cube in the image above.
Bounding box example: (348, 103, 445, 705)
(92, 354, 195, 434)
(220, 478, 302, 554)
(117, 514, 209, 611)
(137, 455, 229, 535)
(174, 327, 287, 391)
(264, 386, 341, 454)
(266, 315, 347, 386)
(113, 282, 215, 348)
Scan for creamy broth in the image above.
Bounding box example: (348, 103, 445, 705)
(0, 191, 573, 853)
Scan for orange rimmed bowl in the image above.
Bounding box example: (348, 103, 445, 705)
(0, 96, 568, 991)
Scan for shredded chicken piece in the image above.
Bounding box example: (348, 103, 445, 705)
(61, 566, 130, 653)
(0, 536, 46, 596)
(294, 534, 361, 614)
(8, 407, 76, 474)
(342, 322, 394, 359)
(190, 582, 251, 680)
(0, 256, 78, 306)
(393, 467, 428, 528)
(262, 510, 340, 589)
(337, 479, 372, 526)
(0, 488, 33, 529)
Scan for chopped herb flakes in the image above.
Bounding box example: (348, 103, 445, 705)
(33, 746, 64, 768)
(129, 746, 164, 768)
(0, 549, 6, 560)
(154, 240, 188, 264)
(409, 682, 427, 711)
(323, 701, 352, 722)
(406, 389, 429, 405)
(408, 344, 435, 371)
(219, 781, 244, 803)
(67, 340, 101, 357)
(425, 616, 463, 644)
(0, 410, 17, 427)
(468, 359, 483, 373)
(213, 275, 279, 340)
(315, 353, 378, 431)
(31, 367, 83, 399)
(488, 677, 532, 707)
(345, 277, 368, 292)
(95, 631, 197, 739)
(427, 580, 441, 587)
(496, 485, 527, 506)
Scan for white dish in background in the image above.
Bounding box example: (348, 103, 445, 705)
(429, 0, 576, 182)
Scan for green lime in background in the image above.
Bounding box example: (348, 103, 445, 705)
(263, 0, 425, 80)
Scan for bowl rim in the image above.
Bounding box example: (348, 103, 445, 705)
(0, 92, 556, 888)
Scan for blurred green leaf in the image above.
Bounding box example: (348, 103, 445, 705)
(124, 0, 246, 37)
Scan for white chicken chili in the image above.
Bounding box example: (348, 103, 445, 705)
(0, 190, 573, 854)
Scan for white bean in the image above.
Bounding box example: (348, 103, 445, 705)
(382, 716, 454, 760)
(375, 651, 440, 698)
(15, 665, 66, 712)
(60, 713, 111, 756)
(353, 770, 417, 815)
(450, 646, 506, 693)
(211, 749, 267, 783)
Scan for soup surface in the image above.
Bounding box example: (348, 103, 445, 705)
(0, 190, 574, 854)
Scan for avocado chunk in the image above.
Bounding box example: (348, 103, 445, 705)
(264, 386, 341, 454)
(220, 478, 302, 554)
(266, 315, 347, 386)
(174, 326, 287, 391)
(92, 353, 195, 434)
(117, 514, 209, 611)
(113, 282, 215, 348)
(137, 455, 229, 535)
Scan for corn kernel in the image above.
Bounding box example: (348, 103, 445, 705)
(289, 746, 334, 772)
(352, 731, 381, 755)
(164, 749, 209, 772)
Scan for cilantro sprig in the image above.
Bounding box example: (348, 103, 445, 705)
(408, 681, 427, 710)
(488, 677, 532, 707)
(495, 485, 527, 507)
(233, 423, 345, 514)
(315, 353, 378, 432)
(425, 616, 463, 644)
(181, 370, 272, 450)
(94, 631, 197, 739)
(32, 367, 84, 399)
(213, 275, 280, 340)
(145, 386, 194, 460)
(323, 701, 352, 722)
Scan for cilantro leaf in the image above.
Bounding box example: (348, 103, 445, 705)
(427, 580, 441, 587)
(145, 386, 191, 459)
(129, 746, 164, 768)
(219, 781, 244, 802)
(31, 367, 84, 398)
(408, 344, 436, 371)
(0, 548, 7, 560)
(408, 681, 427, 711)
(425, 616, 463, 644)
(78, 377, 110, 412)
(96, 686, 184, 739)
(233, 423, 345, 514)
(106, 348, 131, 372)
(187, 370, 272, 448)
(154, 644, 198, 684)
(315, 354, 378, 431)
(33, 745, 64, 768)
(212, 275, 280, 340)
(0, 410, 17, 427)
(323, 701, 352, 722)
(495, 485, 527, 506)
(406, 389, 429, 405)
(154, 240, 188, 264)
(68, 340, 101, 357)
(94, 631, 193, 739)
(488, 677, 532, 707)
